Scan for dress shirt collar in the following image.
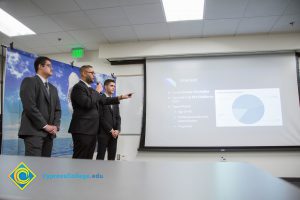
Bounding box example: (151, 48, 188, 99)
(80, 79, 91, 88)
(36, 74, 47, 84)
(105, 93, 112, 97)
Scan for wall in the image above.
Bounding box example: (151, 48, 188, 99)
(46, 51, 143, 76)
(99, 33, 300, 60)
(48, 33, 300, 178)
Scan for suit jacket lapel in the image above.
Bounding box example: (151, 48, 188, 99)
(104, 93, 113, 113)
(79, 80, 90, 93)
(49, 84, 55, 108)
(35, 75, 50, 104)
(80, 81, 99, 110)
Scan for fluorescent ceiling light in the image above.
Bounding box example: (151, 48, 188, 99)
(162, 0, 205, 22)
(0, 8, 35, 37)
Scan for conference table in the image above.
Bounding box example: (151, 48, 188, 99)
(0, 155, 300, 200)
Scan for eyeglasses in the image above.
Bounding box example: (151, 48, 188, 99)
(43, 64, 52, 69)
(86, 71, 95, 75)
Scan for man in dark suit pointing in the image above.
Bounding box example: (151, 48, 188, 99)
(19, 56, 61, 157)
(69, 65, 131, 159)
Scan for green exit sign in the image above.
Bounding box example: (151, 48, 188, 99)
(71, 48, 84, 58)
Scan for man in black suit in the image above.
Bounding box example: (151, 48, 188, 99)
(97, 79, 121, 160)
(69, 65, 131, 159)
(19, 56, 61, 157)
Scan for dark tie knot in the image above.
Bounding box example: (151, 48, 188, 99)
(44, 82, 49, 88)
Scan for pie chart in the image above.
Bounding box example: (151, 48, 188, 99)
(232, 94, 265, 124)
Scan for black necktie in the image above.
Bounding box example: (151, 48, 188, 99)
(44, 82, 50, 95)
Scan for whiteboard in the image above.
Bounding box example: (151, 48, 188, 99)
(116, 76, 143, 134)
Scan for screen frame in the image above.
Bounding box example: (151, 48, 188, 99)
(138, 52, 300, 152)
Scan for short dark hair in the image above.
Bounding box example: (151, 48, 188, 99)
(34, 56, 51, 72)
(80, 65, 93, 75)
(104, 79, 115, 86)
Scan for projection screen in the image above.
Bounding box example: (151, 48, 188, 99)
(141, 53, 300, 151)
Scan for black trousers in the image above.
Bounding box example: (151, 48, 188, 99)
(23, 135, 53, 157)
(72, 134, 96, 159)
(96, 134, 118, 160)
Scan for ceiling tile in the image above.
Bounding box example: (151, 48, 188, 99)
(68, 28, 107, 43)
(244, 0, 288, 17)
(31, 0, 80, 14)
(74, 0, 120, 10)
(31, 46, 62, 55)
(39, 32, 78, 46)
(20, 15, 63, 33)
(102, 26, 138, 43)
(237, 16, 279, 34)
(284, 0, 300, 15)
(133, 23, 169, 40)
(82, 42, 101, 50)
(123, 3, 165, 24)
(168, 21, 203, 38)
(0, 0, 44, 18)
(0, 35, 32, 52)
(204, 0, 248, 19)
(0, 0, 298, 50)
(13, 35, 50, 47)
(119, 0, 161, 6)
(86, 7, 130, 27)
(51, 11, 95, 31)
(203, 19, 240, 36)
(271, 14, 300, 32)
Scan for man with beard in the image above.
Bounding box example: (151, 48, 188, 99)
(69, 65, 131, 159)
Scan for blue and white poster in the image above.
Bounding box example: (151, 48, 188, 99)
(2, 48, 113, 157)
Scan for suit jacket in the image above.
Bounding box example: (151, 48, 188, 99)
(99, 94, 121, 137)
(19, 75, 61, 138)
(68, 81, 120, 135)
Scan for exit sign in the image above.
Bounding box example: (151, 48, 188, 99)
(71, 48, 84, 58)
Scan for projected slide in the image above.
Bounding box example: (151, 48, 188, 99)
(215, 88, 282, 127)
(145, 54, 300, 148)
